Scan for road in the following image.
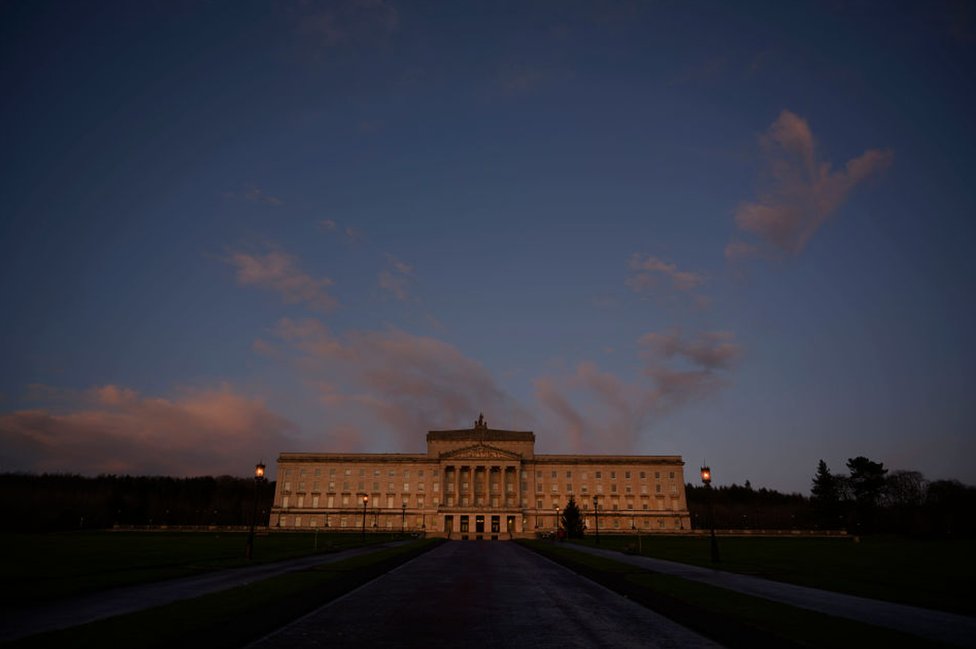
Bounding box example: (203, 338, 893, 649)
(249, 541, 720, 649)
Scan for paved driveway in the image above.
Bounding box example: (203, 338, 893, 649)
(249, 541, 720, 649)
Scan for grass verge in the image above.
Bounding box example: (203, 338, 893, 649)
(522, 541, 954, 649)
(573, 534, 975, 615)
(7, 539, 441, 649)
(0, 530, 397, 606)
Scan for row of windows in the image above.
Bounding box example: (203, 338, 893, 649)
(536, 483, 679, 494)
(536, 470, 677, 480)
(283, 467, 432, 479)
(283, 466, 679, 481)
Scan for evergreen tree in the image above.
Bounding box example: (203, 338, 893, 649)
(810, 459, 840, 529)
(846, 456, 888, 532)
(561, 496, 585, 538)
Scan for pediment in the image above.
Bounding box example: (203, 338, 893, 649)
(440, 443, 522, 461)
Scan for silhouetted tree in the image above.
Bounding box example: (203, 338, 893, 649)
(810, 460, 841, 528)
(562, 497, 585, 538)
(846, 456, 887, 531)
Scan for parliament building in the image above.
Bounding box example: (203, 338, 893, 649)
(270, 415, 691, 539)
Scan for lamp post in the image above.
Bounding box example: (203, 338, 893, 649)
(554, 505, 560, 541)
(592, 494, 600, 545)
(361, 494, 369, 543)
(401, 501, 407, 536)
(700, 465, 720, 563)
(245, 462, 266, 560)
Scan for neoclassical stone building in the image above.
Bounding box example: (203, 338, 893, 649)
(271, 415, 691, 539)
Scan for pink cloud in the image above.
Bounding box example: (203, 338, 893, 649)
(227, 249, 337, 312)
(271, 319, 530, 449)
(732, 109, 893, 256)
(0, 385, 297, 477)
(536, 331, 741, 453)
(627, 254, 705, 293)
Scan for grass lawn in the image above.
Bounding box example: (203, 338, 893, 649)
(525, 541, 954, 649)
(574, 534, 976, 615)
(0, 530, 400, 606)
(6, 539, 440, 649)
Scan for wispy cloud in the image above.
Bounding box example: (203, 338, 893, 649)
(296, 0, 399, 49)
(227, 248, 337, 312)
(0, 384, 296, 476)
(729, 109, 893, 259)
(535, 330, 741, 453)
(272, 318, 529, 449)
(627, 254, 705, 293)
(378, 254, 414, 301)
(222, 187, 283, 206)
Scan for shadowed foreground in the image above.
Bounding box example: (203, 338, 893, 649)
(249, 541, 719, 649)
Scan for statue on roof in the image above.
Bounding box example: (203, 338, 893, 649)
(475, 413, 487, 430)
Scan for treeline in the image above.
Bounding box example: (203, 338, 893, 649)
(685, 457, 976, 537)
(0, 473, 275, 532)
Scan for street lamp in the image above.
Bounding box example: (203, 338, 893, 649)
(700, 465, 720, 563)
(245, 462, 266, 560)
(554, 505, 560, 541)
(592, 494, 600, 545)
(361, 494, 369, 543)
(401, 501, 407, 536)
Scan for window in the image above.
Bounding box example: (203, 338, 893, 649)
(328, 481, 336, 491)
(419, 470, 424, 477)
(610, 471, 616, 480)
(566, 484, 573, 493)
(669, 471, 675, 479)
(314, 468, 321, 477)
(282, 495, 289, 508)
(312, 481, 320, 491)
(536, 471, 542, 478)
(298, 481, 305, 491)
(418, 483, 425, 492)
(625, 486, 632, 494)
(327, 495, 334, 507)
(536, 499, 543, 509)
(389, 470, 396, 477)
(641, 485, 648, 494)
(595, 471, 602, 479)
(610, 484, 617, 493)
(344, 469, 351, 476)
(566, 471, 572, 478)
(387, 482, 395, 491)
(341, 494, 349, 505)
(639, 471, 646, 479)
(581, 471, 588, 479)
(300, 469, 306, 477)
(670, 484, 677, 494)
(312, 495, 319, 507)
(404, 470, 410, 478)
(329, 468, 336, 476)
(551, 470, 557, 478)
(284, 469, 291, 477)
(374, 469, 380, 477)
(359, 468, 365, 476)
(551, 484, 558, 492)
(625, 471, 631, 479)
(403, 483, 410, 493)
(357, 481, 364, 491)
(433, 482, 439, 492)
(655, 471, 660, 479)
(284, 481, 291, 491)
(417, 495, 425, 507)
(655, 484, 662, 493)
(596, 485, 603, 493)
(581, 485, 588, 493)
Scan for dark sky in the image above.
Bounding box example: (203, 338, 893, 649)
(1, 0, 974, 491)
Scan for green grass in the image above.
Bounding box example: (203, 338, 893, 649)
(0, 530, 398, 606)
(6, 539, 440, 649)
(574, 534, 976, 614)
(525, 541, 954, 649)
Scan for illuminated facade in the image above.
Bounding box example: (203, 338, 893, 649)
(270, 415, 691, 539)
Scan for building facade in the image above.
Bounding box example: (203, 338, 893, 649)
(270, 415, 691, 539)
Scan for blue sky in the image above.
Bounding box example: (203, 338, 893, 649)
(2, 0, 974, 491)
